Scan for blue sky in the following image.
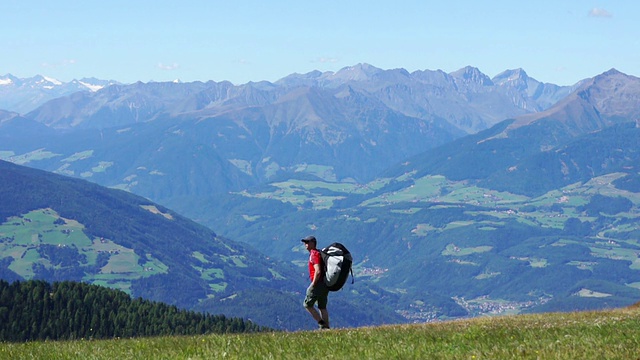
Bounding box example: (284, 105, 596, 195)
(1, 1, 637, 85)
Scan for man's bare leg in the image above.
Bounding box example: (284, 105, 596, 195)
(320, 308, 329, 328)
(305, 306, 322, 322)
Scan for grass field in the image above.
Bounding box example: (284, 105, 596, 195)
(442, 243, 493, 256)
(0, 148, 60, 165)
(2, 306, 639, 359)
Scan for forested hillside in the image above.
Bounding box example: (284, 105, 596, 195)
(0, 280, 266, 342)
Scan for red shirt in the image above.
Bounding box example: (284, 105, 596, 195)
(308, 249, 322, 282)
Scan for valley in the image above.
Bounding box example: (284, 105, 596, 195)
(1, 65, 639, 330)
(214, 168, 640, 320)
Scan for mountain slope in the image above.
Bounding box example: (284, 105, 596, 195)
(384, 69, 640, 196)
(0, 160, 296, 302)
(0, 160, 405, 330)
(481, 121, 640, 195)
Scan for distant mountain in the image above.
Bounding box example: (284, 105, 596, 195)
(0, 64, 575, 195)
(492, 68, 578, 110)
(0, 111, 56, 141)
(0, 160, 405, 330)
(499, 69, 640, 137)
(0, 74, 119, 114)
(2, 69, 473, 199)
(385, 69, 640, 196)
(276, 64, 575, 133)
(18, 64, 572, 133)
(0, 109, 17, 121)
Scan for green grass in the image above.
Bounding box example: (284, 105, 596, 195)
(411, 223, 435, 236)
(442, 244, 493, 257)
(511, 257, 549, 268)
(8, 248, 40, 278)
(555, 237, 640, 270)
(101, 250, 138, 273)
(3, 149, 60, 164)
(292, 163, 337, 182)
(196, 267, 224, 281)
(91, 161, 114, 173)
(0, 150, 15, 158)
(236, 180, 350, 209)
(62, 150, 94, 162)
(2, 307, 640, 359)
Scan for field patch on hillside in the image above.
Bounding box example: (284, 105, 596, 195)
(0, 148, 60, 164)
(0, 208, 168, 293)
(442, 243, 493, 256)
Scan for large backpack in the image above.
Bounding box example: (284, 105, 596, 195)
(320, 242, 354, 291)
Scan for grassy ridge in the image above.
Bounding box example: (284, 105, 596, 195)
(3, 307, 640, 359)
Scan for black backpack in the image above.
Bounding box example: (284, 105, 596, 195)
(320, 242, 354, 291)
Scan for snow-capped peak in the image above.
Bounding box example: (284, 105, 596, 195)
(42, 76, 62, 85)
(0, 77, 13, 86)
(78, 81, 104, 92)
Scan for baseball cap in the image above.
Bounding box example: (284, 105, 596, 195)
(301, 235, 317, 243)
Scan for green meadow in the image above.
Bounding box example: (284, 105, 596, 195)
(2, 306, 639, 359)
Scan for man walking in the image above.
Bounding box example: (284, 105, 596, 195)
(301, 235, 330, 329)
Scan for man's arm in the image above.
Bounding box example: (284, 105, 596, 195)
(312, 263, 322, 286)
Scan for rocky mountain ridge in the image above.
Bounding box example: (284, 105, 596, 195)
(4, 64, 574, 133)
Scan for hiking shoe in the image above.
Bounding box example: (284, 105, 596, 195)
(318, 320, 329, 330)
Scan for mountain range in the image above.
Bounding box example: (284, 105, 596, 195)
(0, 65, 577, 193)
(1, 64, 639, 325)
(7, 64, 576, 133)
(0, 74, 119, 115)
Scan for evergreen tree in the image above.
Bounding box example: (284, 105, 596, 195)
(0, 280, 269, 342)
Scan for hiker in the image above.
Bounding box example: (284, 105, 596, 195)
(301, 235, 330, 329)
